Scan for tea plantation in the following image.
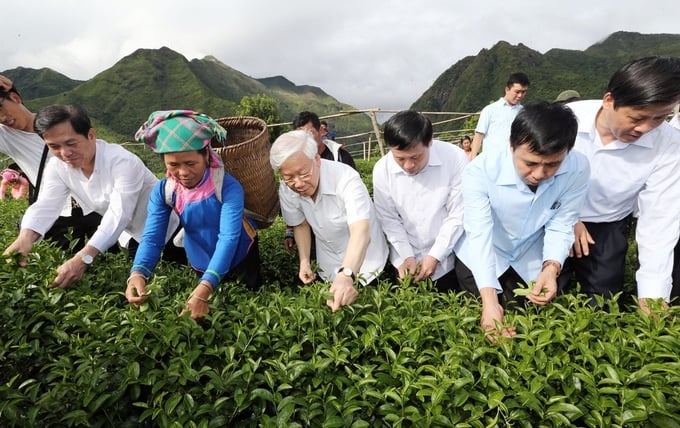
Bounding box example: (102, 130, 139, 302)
(1, 168, 680, 427)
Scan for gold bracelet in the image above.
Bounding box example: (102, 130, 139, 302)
(541, 260, 561, 277)
(190, 294, 209, 303)
(199, 282, 213, 294)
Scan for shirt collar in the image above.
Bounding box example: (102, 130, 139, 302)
(386, 142, 442, 176)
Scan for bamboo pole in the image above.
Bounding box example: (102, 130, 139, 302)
(369, 111, 384, 157)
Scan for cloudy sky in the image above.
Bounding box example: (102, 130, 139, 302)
(2, 1, 678, 111)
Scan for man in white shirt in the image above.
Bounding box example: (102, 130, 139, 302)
(3, 104, 180, 288)
(373, 110, 467, 291)
(470, 72, 530, 158)
(454, 102, 589, 341)
(270, 130, 388, 312)
(560, 56, 680, 314)
(0, 75, 101, 250)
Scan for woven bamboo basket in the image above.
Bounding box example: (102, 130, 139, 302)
(211, 116, 279, 229)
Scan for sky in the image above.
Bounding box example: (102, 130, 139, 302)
(2, 1, 679, 111)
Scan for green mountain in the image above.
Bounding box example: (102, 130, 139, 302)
(412, 31, 680, 115)
(2, 66, 83, 99)
(4, 47, 371, 145)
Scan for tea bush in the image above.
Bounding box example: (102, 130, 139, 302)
(1, 196, 679, 427)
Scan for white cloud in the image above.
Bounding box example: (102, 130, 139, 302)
(2, 0, 679, 109)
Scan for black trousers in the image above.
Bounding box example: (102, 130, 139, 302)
(42, 206, 102, 253)
(454, 257, 527, 308)
(559, 217, 630, 299)
(383, 263, 460, 293)
(194, 236, 262, 291)
(672, 237, 680, 300)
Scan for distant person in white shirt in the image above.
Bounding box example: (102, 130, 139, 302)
(3, 104, 181, 288)
(470, 72, 530, 159)
(373, 110, 467, 291)
(454, 101, 590, 341)
(559, 56, 680, 314)
(270, 130, 388, 312)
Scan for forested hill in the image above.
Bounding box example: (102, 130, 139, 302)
(2, 47, 369, 142)
(412, 31, 680, 113)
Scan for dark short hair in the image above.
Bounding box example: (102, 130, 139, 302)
(507, 72, 530, 88)
(292, 111, 321, 131)
(34, 104, 92, 138)
(607, 56, 680, 109)
(0, 85, 20, 101)
(383, 110, 433, 150)
(461, 135, 472, 143)
(510, 101, 577, 155)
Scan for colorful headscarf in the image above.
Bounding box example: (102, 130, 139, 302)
(134, 110, 227, 154)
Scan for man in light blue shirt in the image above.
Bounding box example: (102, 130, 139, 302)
(470, 72, 530, 158)
(454, 101, 590, 341)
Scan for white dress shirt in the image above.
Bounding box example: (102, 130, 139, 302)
(568, 100, 680, 299)
(279, 159, 388, 284)
(21, 139, 177, 252)
(0, 125, 45, 185)
(372, 140, 467, 279)
(455, 146, 590, 291)
(475, 97, 524, 155)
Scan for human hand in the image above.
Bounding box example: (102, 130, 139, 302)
(299, 261, 317, 284)
(51, 256, 87, 288)
(480, 288, 516, 343)
(415, 255, 439, 281)
(283, 236, 297, 255)
(0, 75, 13, 92)
(326, 275, 358, 312)
(125, 274, 149, 306)
(638, 297, 669, 316)
(570, 221, 595, 257)
(527, 270, 558, 306)
(180, 282, 212, 320)
(397, 257, 417, 279)
(3, 236, 34, 267)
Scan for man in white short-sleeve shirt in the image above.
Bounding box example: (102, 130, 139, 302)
(270, 130, 388, 312)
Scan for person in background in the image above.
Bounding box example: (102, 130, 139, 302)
(373, 110, 467, 292)
(127, 110, 261, 320)
(284, 111, 356, 254)
(461, 135, 473, 160)
(559, 56, 680, 314)
(0, 165, 29, 199)
(3, 105, 181, 288)
(0, 75, 100, 250)
(454, 101, 589, 341)
(554, 90, 581, 103)
(270, 130, 388, 312)
(320, 120, 336, 141)
(470, 72, 530, 159)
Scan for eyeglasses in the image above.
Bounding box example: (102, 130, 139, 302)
(282, 160, 315, 185)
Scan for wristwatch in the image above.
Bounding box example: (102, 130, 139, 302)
(79, 252, 94, 265)
(337, 267, 356, 281)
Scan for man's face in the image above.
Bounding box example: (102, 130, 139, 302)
(43, 121, 97, 172)
(0, 92, 32, 131)
(504, 83, 529, 106)
(390, 141, 431, 176)
(279, 151, 321, 199)
(512, 144, 567, 187)
(598, 93, 676, 143)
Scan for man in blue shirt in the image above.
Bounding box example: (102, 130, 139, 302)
(470, 72, 530, 158)
(454, 101, 590, 341)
